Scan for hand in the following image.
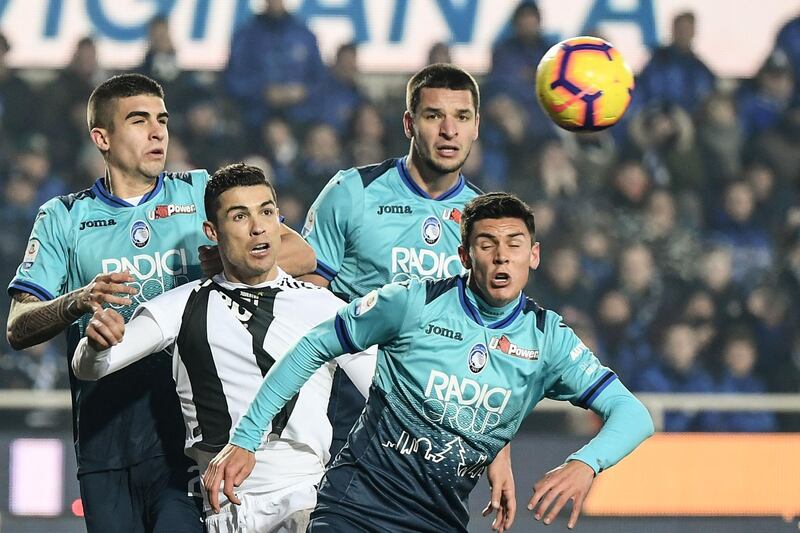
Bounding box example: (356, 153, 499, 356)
(527, 461, 595, 529)
(86, 308, 125, 351)
(202, 443, 256, 513)
(75, 272, 138, 314)
(483, 444, 516, 532)
(198, 245, 223, 278)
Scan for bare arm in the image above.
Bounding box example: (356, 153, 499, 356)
(6, 272, 137, 351)
(297, 273, 330, 288)
(277, 223, 316, 276)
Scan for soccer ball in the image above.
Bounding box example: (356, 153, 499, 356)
(535, 36, 634, 132)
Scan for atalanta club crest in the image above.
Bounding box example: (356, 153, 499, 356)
(421, 216, 441, 245)
(130, 220, 151, 248)
(468, 343, 488, 374)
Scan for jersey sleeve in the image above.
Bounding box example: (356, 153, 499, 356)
(542, 311, 617, 409)
(333, 281, 419, 353)
(133, 281, 197, 345)
(301, 170, 363, 282)
(8, 199, 71, 300)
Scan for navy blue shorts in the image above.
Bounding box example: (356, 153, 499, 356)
(326, 368, 366, 462)
(78, 454, 203, 533)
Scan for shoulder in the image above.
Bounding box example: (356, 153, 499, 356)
(423, 276, 460, 304)
(461, 178, 484, 198)
(162, 169, 208, 187)
(53, 186, 96, 213)
(521, 296, 548, 333)
(354, 158, 399, 188)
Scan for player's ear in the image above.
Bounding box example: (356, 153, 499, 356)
(90, 127, 110, 152)
(203, 220, 219, 243)
(473, 112, 480, 140)
(458, 244, 472, 270)
(402, 110, 414, 139)
(529, 241, 541, 270)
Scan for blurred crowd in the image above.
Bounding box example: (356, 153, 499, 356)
(0, 0, 798, 432)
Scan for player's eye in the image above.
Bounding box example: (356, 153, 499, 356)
(232, 212, 246, 221)
(262, 208, 275, 217)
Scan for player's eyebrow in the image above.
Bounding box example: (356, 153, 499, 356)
(225, 199, 275, 215)
(475, 231, 526, 241)
(125, 110, 170, 120)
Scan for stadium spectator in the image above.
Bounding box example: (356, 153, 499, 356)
(713, 328, 778, 432)
(529, 244, 593, 326)
(223, 0, 326, 131)
(751, 103, 800, 186)
(697, 90, 743, 182)
(136, 15, 201, 113)
(0, 32, 40, 141)
(603, 159, 652, 242)
(259, 117, 299, 186)
(183, 94, 244, 172)
(641, 188, 702, 283)
(481, 1, 557, 188)
(296, 123, 344, 203)
(345, 102, 389, 167)
(42, 37, 106, 174)
(636, 11, 716, 114)
(635, 322, 721, 431)
(427, 41, 452, 65)
(318, 42, 367, 135)
(735, 50, 794, 140)
(774, 11, 800, 100)
(627, 102, 705, 192)
(697, 247, 746, 324)
(593, 289, 652, 383)
(708, 181, 773, 286)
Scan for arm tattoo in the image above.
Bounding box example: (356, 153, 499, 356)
(7, 290, 84, 350)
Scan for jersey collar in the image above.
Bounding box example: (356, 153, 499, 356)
(396, 156, 465, 201)
(456, 276, 526, 329)
(91, 173, 164, 208)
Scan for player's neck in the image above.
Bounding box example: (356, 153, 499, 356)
(405, 151, 461, 198)
(222, 265, 281, 286)
(466, 277, 520, 317)
(104, 168, 158, 199)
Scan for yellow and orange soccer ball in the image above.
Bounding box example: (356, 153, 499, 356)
(536, 36, 634, 132)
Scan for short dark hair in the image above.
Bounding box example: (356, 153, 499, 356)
(205, 163, 277, 224)
(461, 192, 536, 248)
(87, 73, 164, 130)
(406, 63, 480, 114)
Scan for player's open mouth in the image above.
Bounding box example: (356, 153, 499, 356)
(250, 243, 270, 257)
(491, 272, 510, 288)
(147, 149, 165, 157)
(436, 145, 459, 157)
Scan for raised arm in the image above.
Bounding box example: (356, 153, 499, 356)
(72, 307, 169, 380)
(7, 272, 137, 350)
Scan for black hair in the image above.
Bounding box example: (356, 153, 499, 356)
(204, 163, 277, 224)
(460, 192, 535, 247)
(406, 63, 480, 114)
(87, 73, 164, 130)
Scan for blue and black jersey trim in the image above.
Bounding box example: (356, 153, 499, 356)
(425, 276, 459, 304)
(58, 188, 95, 211)
(91, 173, 165, 208)
(396, 157, 466, 200)
(357, 158, 397, 188)
(163, 171, 194, 185)
(487, 293, 526, 329)
(8, 279, 55, 301)
(523, 298, 547, 332)
(334, 314, 359, 354)
(456, 276, 526, 329)
(314, 259, 338, 281)
(576, 370, 617, 409)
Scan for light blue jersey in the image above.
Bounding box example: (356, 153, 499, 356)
(8, 171, 212, 474)
(303, 157, 481, 300)
(232, 277, 653, 531)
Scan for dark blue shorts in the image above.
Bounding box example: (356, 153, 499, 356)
(326, 368, 366, 462)
(78, 454, 203, 533)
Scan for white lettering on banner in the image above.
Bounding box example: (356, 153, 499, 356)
(391, 247, 463, 283)
(422, 370, 511, 434)
(0, 1, 789, 77)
